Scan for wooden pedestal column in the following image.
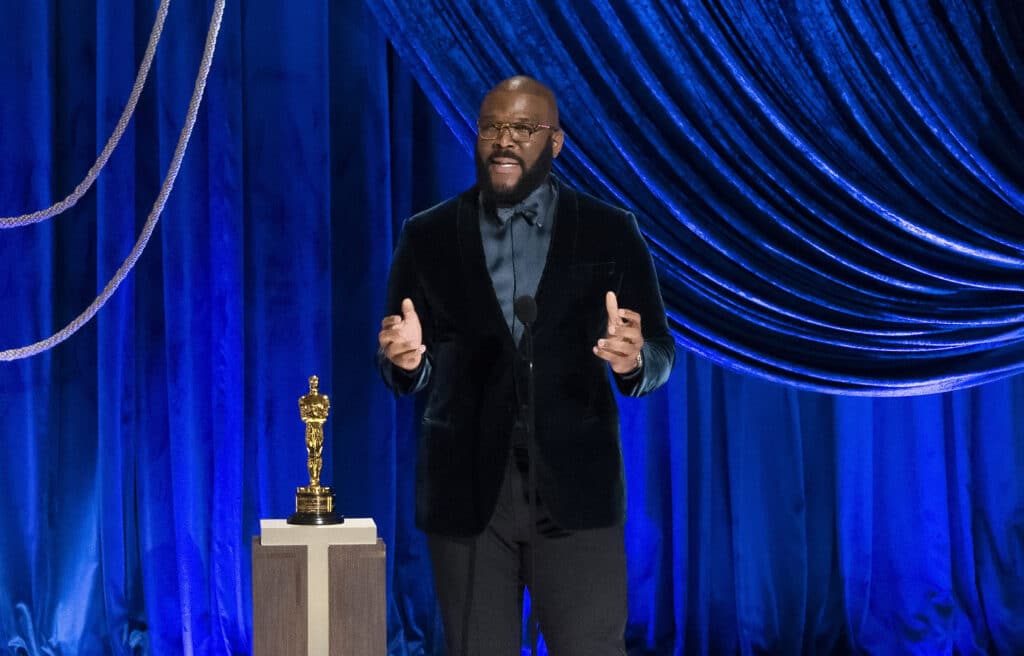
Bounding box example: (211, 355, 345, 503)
(252, 518, 385, 656)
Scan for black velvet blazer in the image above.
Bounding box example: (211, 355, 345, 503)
(381, 180, 675, 536)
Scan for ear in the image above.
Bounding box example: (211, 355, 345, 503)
(551, 129, 564, 158)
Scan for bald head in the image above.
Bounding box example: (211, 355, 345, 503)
(481, 76, 559, 129)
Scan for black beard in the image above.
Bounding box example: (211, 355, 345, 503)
(476, 137, 554, 207)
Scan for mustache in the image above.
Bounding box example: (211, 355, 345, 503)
(488, 150, 524, 166)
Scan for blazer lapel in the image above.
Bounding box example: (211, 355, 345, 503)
(456, 189, 517, 347)
(532, 182, 579, 336)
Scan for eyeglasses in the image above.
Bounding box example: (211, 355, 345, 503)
(477, 121, 556, 142)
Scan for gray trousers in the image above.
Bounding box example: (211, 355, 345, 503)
(427, 452, 627, 656)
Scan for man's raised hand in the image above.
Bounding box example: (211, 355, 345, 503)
(379, 298, 425, 371)
(592, 291, 644, 374)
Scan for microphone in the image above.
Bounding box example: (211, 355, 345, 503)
(513, 295, 537, 326)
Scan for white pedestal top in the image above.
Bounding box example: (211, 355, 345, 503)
(259, 518, 377, 546)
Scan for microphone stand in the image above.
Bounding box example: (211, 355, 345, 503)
(514, 296, 539, 655)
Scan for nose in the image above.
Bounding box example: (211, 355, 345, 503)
(494, 126, 517, 148)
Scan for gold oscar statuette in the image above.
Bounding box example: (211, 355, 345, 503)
(287, 375, 343, 525)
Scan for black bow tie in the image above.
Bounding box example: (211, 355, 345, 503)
(495, 200, 541, 226)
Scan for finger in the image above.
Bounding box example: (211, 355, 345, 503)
(386, 342, 425, 361)
(381, 315, 402, 329)
(401, 298, 417, 321)
(592, 345, 615, 363)
(601, 333, 638, 349)
(612, 324, 642, 343)
(379, 323, 405, 341)
(595, 338, 633, 359)
(605, 291, 620, 323)
(592, 345, 631, 371)
(380, 331, 412, 352)
(617, 308, 641, 326)
(605, 332, 639, 347)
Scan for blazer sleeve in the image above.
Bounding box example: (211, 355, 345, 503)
(612, 212, 676, 397)
(378, 219, 433, 396)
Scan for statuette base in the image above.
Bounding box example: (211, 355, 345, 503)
(288, 485, 344, 525)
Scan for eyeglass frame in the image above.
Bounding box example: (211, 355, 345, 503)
(477, 121, 558, 142)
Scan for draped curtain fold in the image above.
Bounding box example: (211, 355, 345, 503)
(368, 0, 1024, 395)
(0, 1, 1022, 655)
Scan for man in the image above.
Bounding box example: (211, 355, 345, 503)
(378, 76, 674, 655)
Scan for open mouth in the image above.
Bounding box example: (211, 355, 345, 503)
(488, 156, 522, 171)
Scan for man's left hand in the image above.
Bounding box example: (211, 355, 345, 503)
(593, 291, 644, 374)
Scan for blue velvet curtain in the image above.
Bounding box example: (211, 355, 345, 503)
(370, 0, 1024, 395)
(0, 1, 1022, 655)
